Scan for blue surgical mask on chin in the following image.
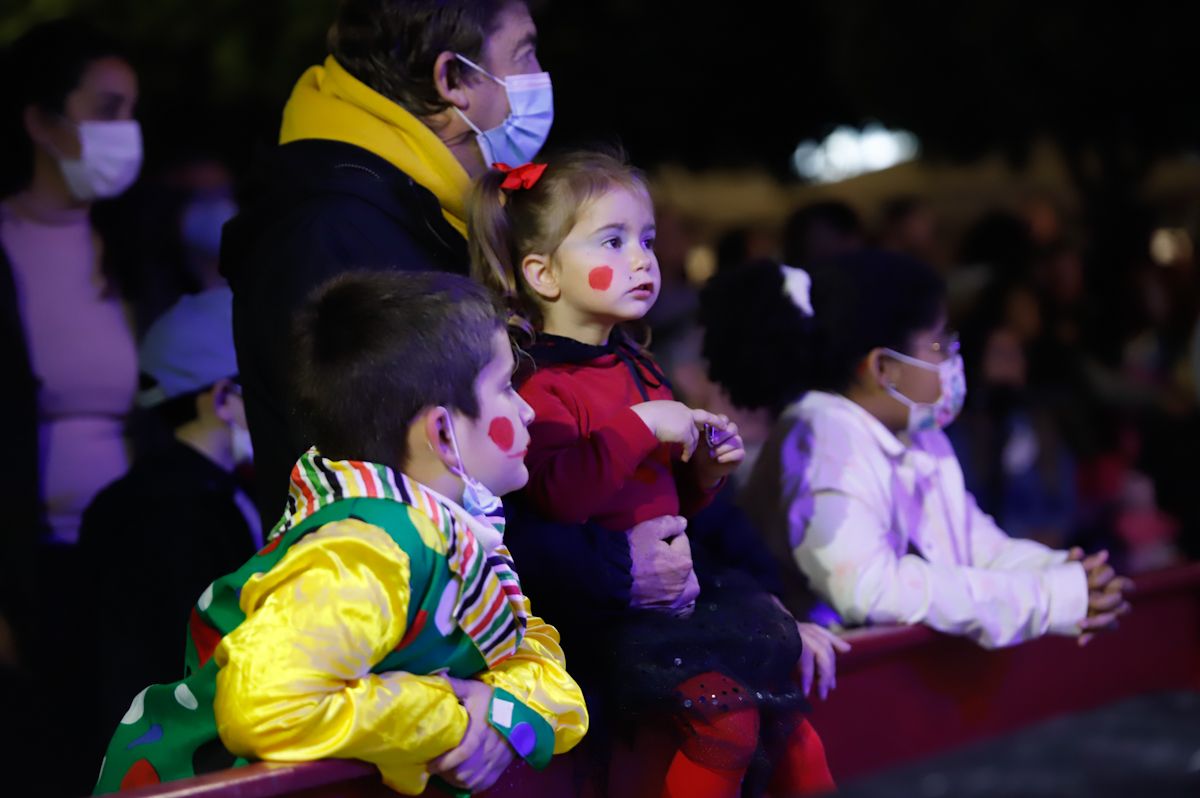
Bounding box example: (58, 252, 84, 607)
(452, 53, 553, 167)
(440, 408, 504, 522)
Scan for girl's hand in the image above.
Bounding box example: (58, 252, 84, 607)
(693, 417, 746, 487)
(769, 595, 851, 701)
(796, 622, 852, 700)
(632, 401, 724, 462)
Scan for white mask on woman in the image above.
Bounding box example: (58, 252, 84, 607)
(55, 119, 143, 201)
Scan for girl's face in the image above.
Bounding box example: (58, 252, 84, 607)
(535, 186, 659, 339)
(881, 315, 955, 405)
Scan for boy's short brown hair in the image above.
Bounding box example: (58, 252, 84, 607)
(291, 270, 503, 468)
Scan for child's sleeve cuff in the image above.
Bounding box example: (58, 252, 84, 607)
(487, 687, 556, 770)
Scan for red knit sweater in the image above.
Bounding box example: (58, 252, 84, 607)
(519, 344, 718, 532)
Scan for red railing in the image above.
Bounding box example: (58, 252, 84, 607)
(808, 560, 1200, 778)
(106, 562, 1200, 797)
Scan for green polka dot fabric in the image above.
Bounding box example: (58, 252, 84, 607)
(94, 495, 498, 794)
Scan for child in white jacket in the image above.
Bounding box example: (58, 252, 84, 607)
(701, 252, 1131, 648)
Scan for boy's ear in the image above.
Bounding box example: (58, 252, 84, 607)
(521, 253, 560, 301)
(419, 406, 459, 471)
(209, 379, 240, 424)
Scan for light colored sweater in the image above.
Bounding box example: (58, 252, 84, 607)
(2, 199, 136, 543)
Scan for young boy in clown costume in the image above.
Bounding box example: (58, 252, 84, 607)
(94, 272, 588, 795)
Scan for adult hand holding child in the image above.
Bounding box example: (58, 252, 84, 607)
(628, 515, 701, 617)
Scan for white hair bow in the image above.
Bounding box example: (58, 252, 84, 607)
(781, 264, 814, 317)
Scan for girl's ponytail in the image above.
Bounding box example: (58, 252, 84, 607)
(700, 258, 820, 413)
(467, 169, 536, 338)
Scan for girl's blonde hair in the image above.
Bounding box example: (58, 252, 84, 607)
(468, 148, 650, 340)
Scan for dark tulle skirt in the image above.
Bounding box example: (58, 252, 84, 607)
(601, 568, 809, 724)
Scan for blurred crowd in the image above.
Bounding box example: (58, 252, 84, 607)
(653, 192, 1198, 577)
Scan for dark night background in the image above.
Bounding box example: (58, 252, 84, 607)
(6, 1, 1200, 183)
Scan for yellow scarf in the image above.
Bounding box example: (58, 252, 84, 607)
(280, 57, 469, 237)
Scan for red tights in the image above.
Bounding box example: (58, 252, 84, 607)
(660, 672, 834, 798)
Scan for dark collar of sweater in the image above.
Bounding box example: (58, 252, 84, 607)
(524, 328, 671, 402)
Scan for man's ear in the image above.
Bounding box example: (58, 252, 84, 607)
(522, 253, 559, 301)
(432, 51, 472, 110)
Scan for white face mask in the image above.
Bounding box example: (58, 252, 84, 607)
(881, 350, 967, 433)
(54, 119, 143, 201)
(231, 423, 254, 467)
(452, 54, 553, 167)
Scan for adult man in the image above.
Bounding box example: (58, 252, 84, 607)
(222, 0, 551, 525)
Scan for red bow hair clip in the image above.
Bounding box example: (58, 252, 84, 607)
(494, 162, 548, 191)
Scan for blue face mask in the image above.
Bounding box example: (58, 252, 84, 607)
(441, 408, 505, 523)
(453, 53, 553, 167)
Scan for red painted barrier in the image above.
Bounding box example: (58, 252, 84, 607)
(100, 562, 1200, 797)
(808, 561, 1200, 779)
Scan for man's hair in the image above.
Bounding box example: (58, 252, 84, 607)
(291, 270, 504, 468)
(328, 0, 515, 116)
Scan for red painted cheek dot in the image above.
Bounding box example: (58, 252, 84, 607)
(488, 417, 516, 452)
(588, 266, 614, 291)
